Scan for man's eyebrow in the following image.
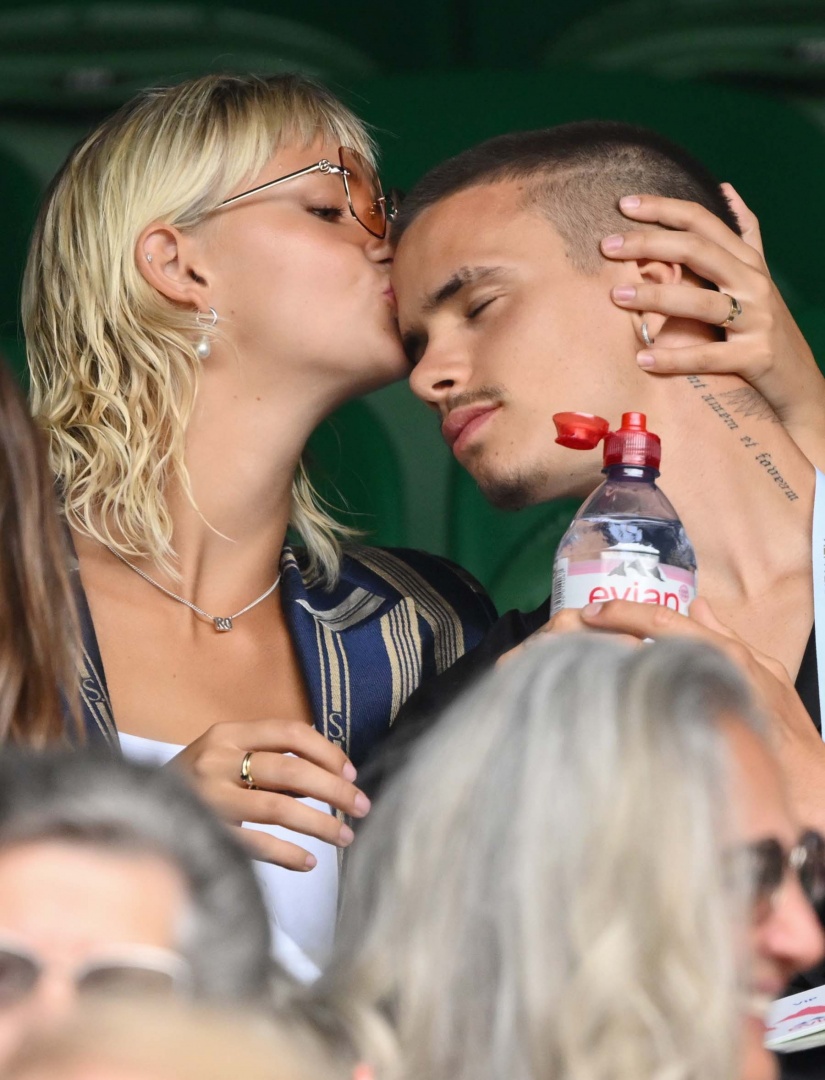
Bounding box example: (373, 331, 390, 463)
(423, 265, 509, 313)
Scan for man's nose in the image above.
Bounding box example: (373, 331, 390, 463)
(760, 877, 825, 978)
(409, 342, 469, 410)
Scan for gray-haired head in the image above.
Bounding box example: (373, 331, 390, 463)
(0, 751, 274, 1003)
(323, 635, 763, 1080)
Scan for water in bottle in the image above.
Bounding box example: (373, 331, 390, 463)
(550, 411, 697, 616)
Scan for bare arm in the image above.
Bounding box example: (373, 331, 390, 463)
(576, 598, 825, 835)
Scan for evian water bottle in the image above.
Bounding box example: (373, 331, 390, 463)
(550, 411, 697, 616)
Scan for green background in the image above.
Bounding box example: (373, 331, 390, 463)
(1, 0, 823, 611)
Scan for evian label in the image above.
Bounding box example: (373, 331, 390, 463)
(551, 556, 696, 616)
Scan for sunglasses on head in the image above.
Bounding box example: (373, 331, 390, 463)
(218, 146, 397, 240)
(742, 830, 825, 923)
(0, 940, 192, 1009)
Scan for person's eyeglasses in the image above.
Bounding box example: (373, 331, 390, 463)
(0, 940, 192, 1009)
(744, 830, 825, 922)
(218, 146, 396, 240)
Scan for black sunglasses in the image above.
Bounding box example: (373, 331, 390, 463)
(744, 830, 825, 922)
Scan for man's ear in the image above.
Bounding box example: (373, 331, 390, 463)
(136, 223, 210, 309)
(630, 257, 683, 347)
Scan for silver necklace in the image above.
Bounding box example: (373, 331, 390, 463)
(104, 545, 281, 632)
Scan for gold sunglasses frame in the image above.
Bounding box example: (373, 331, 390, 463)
(217, 146, 394, 239)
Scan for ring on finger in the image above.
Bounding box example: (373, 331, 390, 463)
(720, 293, 743, 327)
(240, 750, 258, 790)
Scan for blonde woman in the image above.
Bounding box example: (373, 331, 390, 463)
(323, 636, 825, 1080)
(23, 74, 495, 975)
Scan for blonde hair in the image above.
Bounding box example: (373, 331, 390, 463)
(23, 73, 375, 583)
(324, 636, 760, 1080)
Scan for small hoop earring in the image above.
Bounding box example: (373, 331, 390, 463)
(195, 307, 218, 359)
(641, 321, 654, 348)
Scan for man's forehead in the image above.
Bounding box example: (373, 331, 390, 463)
(393, 181, 559, 300)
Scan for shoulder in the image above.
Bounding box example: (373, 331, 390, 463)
(286, 543, 497, 657)
(342, 545, 497, 630)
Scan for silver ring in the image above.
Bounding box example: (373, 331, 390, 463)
(720, 294, 743, 328)
(240, 751, 257, 790)
(641, 321, 654, 348)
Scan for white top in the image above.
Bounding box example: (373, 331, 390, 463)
(119, 731, 339, 983)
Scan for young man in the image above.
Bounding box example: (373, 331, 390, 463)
(382, 123, 825, 1078)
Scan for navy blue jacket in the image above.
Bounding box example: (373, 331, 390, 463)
(72, 544, 497, 767)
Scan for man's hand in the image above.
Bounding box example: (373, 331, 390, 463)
(600, 189, 825, 470)
(576, 597, 825, 832)
(170, 719, 371, 871)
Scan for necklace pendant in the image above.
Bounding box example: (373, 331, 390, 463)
(214, 617, 233, 632)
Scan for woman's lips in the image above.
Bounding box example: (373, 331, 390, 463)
(441, 404, 500, 455)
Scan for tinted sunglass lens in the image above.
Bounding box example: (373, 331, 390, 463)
(749, 838, 785, 918)
(79, 963, 179, 999)
(0, 950, 39, 1007)
(339, 147, 386, 238)
(799, 830, 825, 908)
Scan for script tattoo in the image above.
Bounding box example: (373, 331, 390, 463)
(685, 376, 798, 502)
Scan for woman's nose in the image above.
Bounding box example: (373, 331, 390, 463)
(364, 229, 394, 265)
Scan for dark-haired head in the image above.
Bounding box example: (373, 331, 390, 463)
(395, 120, 740, 270)
(0, 358, 80, 745)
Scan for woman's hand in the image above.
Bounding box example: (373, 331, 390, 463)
(170, 719, 371, 871)
(601, 187, 825, 470)
(577, 597, 825, 833)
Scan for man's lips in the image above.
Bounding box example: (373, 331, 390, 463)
(441, 404, 500, 451)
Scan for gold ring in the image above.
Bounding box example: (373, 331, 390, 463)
(720, 293, 743, 327)
(240, 751, 257, 790)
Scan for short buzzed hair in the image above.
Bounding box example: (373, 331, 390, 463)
(395, 121, 741, 272)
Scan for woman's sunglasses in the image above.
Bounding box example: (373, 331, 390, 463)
(218, 145, 396, 240)
(0, 940, 191, 1008)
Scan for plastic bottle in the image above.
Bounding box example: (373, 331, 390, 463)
(550, 411, 697, 616)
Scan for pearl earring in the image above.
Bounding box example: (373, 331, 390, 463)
(195, 307, 218, 359)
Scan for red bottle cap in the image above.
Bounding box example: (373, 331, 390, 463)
(553, 412, 610, 450)
(603, 412, 661, 469)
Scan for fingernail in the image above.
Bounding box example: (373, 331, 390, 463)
(620, 196, 641, 209)
(305, 854, 317, 870)
(342, 762, 357, 782)
(636, 352, 655, 369)
(582, 602, 603, 617)
(612, 285, 636, 301)
(338, 824, 355, 846)
(601, 234, 624, 252)
(353, 792, 371, 817)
